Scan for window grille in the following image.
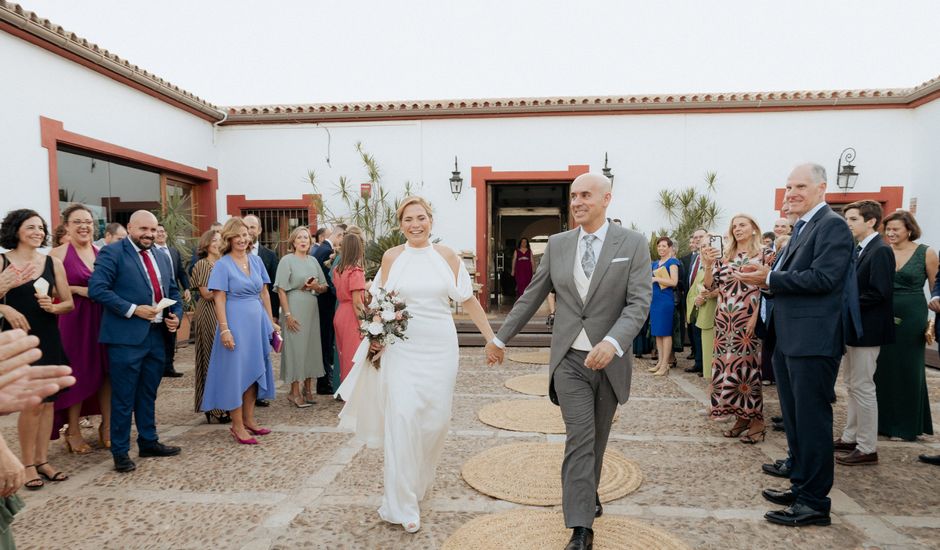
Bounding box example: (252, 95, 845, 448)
(241, 208, 309, 257)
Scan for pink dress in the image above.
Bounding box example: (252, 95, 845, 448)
(333, 266, 366, 382)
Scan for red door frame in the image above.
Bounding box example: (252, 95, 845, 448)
(226, 194, 319, 229)
(40, 116, 219, 231)
(773, 186, 904, 217)
(471, 164, 590, 310)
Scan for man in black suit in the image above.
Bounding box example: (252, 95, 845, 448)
(243, 215, 280, 406)
(311, 224, 345, 394)
(682, 229, 707, 373)
(154, 224, 191, 378)
(736, 163, 860, 527)
(834, 201, 894, 466)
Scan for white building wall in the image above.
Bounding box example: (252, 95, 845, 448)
(912, 100, 940, 247)
(0, 31, 218, 225)
(218, 108, 916, 253)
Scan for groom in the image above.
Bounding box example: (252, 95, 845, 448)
(486, 173, 651, 550)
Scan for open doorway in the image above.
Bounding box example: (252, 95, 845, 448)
(489, 183, 569, 311)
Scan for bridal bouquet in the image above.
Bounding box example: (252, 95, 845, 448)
(359, 287, 412, 368)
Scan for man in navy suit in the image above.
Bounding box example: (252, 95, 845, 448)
(736, 163, 860, 527)
(89, 210, 183, 473)
(154, 224, 191, 378)
(311, 224, 344, 394)
(834, 200, 894, 466)
(923, 268, 940, 466)
(243, 215, 280, 406)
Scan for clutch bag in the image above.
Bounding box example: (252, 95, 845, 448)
(927, 318, 936, 346)
(271, 331, 283, 353)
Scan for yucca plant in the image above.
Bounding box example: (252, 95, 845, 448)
(652, 171, 721, 257)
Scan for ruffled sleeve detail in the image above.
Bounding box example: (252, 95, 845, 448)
(448, 261, 474, 303)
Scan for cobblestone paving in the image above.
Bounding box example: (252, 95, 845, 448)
(4, 345, 939, 549)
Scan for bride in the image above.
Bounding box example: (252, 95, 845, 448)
(336, 196, 496, 533)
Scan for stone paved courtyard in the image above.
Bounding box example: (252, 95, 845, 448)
(3, 345, 939, 549)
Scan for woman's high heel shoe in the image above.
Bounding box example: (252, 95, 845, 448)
(245, 426, 271, 436)
(647, 365, 660, 373)
(740, 427, 766, 444)
(230, 428, 258, 445)
(653, 364, 670, 376)
(65, 434, 92, 454)
(723, 422, 749, 438)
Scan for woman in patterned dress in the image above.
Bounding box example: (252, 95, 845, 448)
(701, 214, 774, 443)
(190, 229, 229, 423)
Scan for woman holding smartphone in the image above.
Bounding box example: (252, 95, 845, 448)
(275, 226, 328, 408)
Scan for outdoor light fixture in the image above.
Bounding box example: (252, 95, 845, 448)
(602, 152, 614, 186)
(836, 147, 859, 192)
(449, 156, 463, 199)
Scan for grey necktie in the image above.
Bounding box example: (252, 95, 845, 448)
(581, 234, 597, 279)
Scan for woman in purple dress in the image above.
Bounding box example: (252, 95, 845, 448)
(511, 238, 533, 298)
(201, 218, 278, 445)
(49, 204, 110, 452)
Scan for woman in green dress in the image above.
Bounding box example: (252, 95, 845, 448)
(275, 227, 329, 408)
(874, 211, 937, 440)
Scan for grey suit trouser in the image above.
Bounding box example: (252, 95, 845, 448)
(553, 349, 619, 528)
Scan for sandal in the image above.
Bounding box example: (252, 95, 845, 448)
(65, 434, 92, 454)
(289, 395, 312, 409)
(36, 462, 68, 482)
(302, 390, 317, 405)
(24, 465, 43, 490)
(740, 428, 766, 444)
(722, 421, 749, 438)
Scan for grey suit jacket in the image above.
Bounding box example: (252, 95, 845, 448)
(496, 224, 652, 405)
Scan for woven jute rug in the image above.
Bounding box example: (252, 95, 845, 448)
(461, 442, 642, 505)
(504, 373, 550, 396)
(441, 509, 689, 550)
(478, 399, 619, 434)
(507, 350, 551, 365)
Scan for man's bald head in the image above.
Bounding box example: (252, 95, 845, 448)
(569, 173, 612, 233)
(127, 210, 158, 250)
(243, 215, 261, 244)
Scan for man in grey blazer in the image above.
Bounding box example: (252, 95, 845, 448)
(486, 173, 651, 550)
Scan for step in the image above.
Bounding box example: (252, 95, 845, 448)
(458, 333, 552, 347)
(455, 319, 552, 334)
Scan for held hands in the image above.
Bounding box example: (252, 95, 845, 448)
(484, 341, 504, 366)
(732, 264, 770, 288)
(929, 298, 940, 313)
(165, 312, 180, 332)
(584, 340, 616, 371)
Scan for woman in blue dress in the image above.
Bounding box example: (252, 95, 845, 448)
(649, 236, 680, 376)
(201, 218, 279, 445)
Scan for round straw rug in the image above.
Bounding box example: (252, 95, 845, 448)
(461, 442, 642, 505)
(442, 509, 689, 550)
(478, 399, 619, 433)
(504, 373, 550, 396)
(507, 350, 551, 365)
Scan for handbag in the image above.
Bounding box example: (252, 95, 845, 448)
(270, 330, 283, 353)
(926, 318, 936, 346)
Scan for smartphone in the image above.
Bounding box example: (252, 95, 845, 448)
(709, 234, 723, 252)
(306, 276, 318, 286)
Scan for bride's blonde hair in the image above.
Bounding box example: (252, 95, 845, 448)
(396, 196, 433, 223)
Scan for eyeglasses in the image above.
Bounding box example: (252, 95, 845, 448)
(69, 220, 95, 226)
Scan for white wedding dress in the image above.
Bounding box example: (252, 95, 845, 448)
(336, 243, 473, 530)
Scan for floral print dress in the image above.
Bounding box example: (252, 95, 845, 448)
(707, 248, 775, 421)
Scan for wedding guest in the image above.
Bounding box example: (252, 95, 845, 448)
(874, 210, 936, 441)
(695, 275, 719, 381)
(190, 229, 228, 424)
(334, 232, 366, 383)
(312, 224, 345, 394)
(201, 218, 278, 445)
(761, 231, 775, 248)
(0, 329, 76, 550)
(773, 217, 792, 238)
(0, 209, 74, 488)
(649, 236, 679, 376)
(701, 214, 774, 443)
(52, 223, 69, 248)
(274, 226, 327, 408)
(93, 222, 126, 249)
(89, 210, 183, 473)
(49, 204, 110, 453)
(187, 222, 224, 276)
(511, 238, 534, 298)
(153, 224, 190, 378)
(683, 229, 708, 375)
(834, 201, 894, 465)
(243, 215, 279, 407)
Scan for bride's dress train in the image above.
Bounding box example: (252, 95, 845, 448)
(336, 243, 473, 530)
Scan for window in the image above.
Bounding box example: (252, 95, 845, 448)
(241, 208, 309, 256)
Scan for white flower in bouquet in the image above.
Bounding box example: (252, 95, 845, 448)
(368, 321, 384, 336)
(380, 309, 397, 322)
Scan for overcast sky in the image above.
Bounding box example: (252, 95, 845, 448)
(20, 0, 940, 106)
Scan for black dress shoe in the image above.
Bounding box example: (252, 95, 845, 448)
(138, 442, 181, 457)
(684, 366, 702, 373)
(113, 454, 137, 473)
(163, 369, 184, 378)
(772, 420, 785, 432)
(762, 460, 791, 479)
(919, 454, 940, 465)
(255, 399, 270, 407)
(765, 503, 831, 527)
(565, 526, 594, 550)
(762, 488, 796, 506)
(595, 493, 603, 518)
(771, 416, 783, 423)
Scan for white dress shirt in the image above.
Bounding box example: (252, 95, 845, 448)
(125, 240, 165, 323)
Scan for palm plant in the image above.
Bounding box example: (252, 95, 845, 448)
(653, 171, 721, 257)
